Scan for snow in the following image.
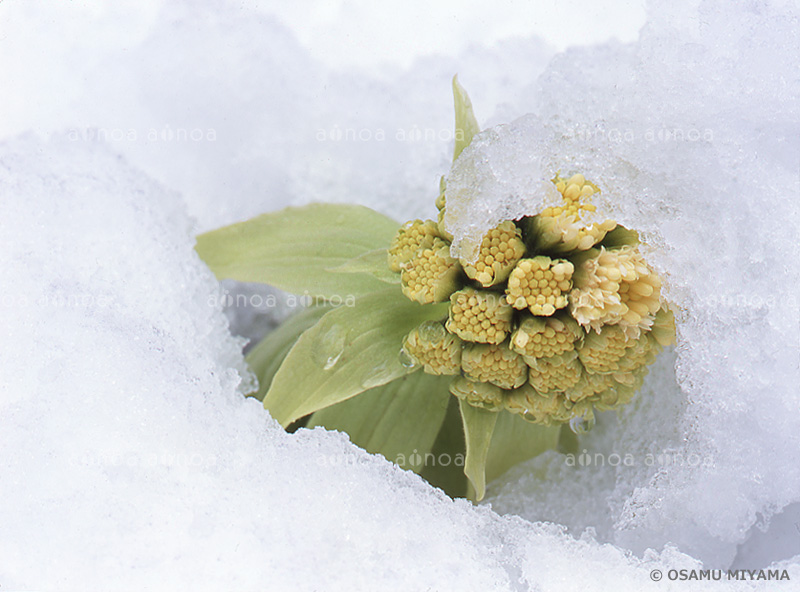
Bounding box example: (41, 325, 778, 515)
(445, 0, 800, 568)
(0, 133, 750, 591)
(1, 0, 799, 589)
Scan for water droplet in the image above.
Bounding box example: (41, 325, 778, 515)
(399, 347, 419, 370)
(417, 321, 444, 342)
(569, 413, 596, 435)
(360, 361, 396, 389)
(311, 325, 347, 370)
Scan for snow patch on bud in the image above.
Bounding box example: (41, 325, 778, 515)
(443, 125, 550, 264)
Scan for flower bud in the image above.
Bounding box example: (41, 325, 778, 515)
(503, 384, 535, 416)
(526, 173, 616, 254)
(449, 376, 505, 412)
(531, 215, 617, 254)
(553, 173, 599, 217)
(505, 256, 574, 315)
(459, 221, 526, 287)
(461, 342, 528, 389)
(388, 219, 441, 272)
(446, 288, 513, 344)
(510, 315, 582, 360)
(563, 371, 617, 404)
(527, 350, 583, 394)
(570, 245, 663, 337)
(592, 374, 642, 411)
(613, 332, 659, 377)
(400, 238, 461, 304)
(576, 324, 634, 375)
(402, 321, 463, 375)
(504, 384, 572, 426)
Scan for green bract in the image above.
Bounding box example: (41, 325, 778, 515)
(196, 203, 398, 299)
(196, 77, 674, 501)
(262, 288, 448, 426)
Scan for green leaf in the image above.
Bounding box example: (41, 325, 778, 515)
(195, 203, 399, 299)
(601, 224, 640, 248)
(307, 372, 452, 473)
(327, 248, 400, 284)
(452, 75, 481, 162)
(557, 423, 579, 455)
(435, 175, 447, 210)
(458, 400, 499, 501)
(421, 395, 468, 499)
(245, 306, 331, 401)
(263, 288, 449, 427)
(484, 413, 560, 485)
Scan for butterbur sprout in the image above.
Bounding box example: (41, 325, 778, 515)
(529, 174, 616, 254)
(459, 221, 526, 287)
(505, 256, 574, 315)
(402, 321, 462, 375)
(449, 376, 505, 412)
(461, 343, 528, 390)
(399, 237, 461, 304)
(510, 315, 582, 361)
(446, 288, 514, 344)
(527, 350, 584, 394)
(387, 219, 440, 272)
(196, 77, 675, 501)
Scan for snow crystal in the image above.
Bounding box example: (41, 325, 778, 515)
(444, 123, 553, 263)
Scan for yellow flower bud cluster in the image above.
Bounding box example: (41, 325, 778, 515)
(401, 321, 462, 375)
(576, 324, 633, 374)
(391, 172, 675, 427)
(547, 173, 598, 218)
(446, 288, 513, 344)
(459, 221, 526, 287)
(462, 343, 528, 389)
(399, 237, 461, 304)
(388, 219, 440, 272)
(449, 376, 505, 411)
(528, 350, 583, 394)
(570, 245, 663, 337)
(531, 173, 617, 253)
(510, 316, 582, 361)
(506, 256, 574, 315)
